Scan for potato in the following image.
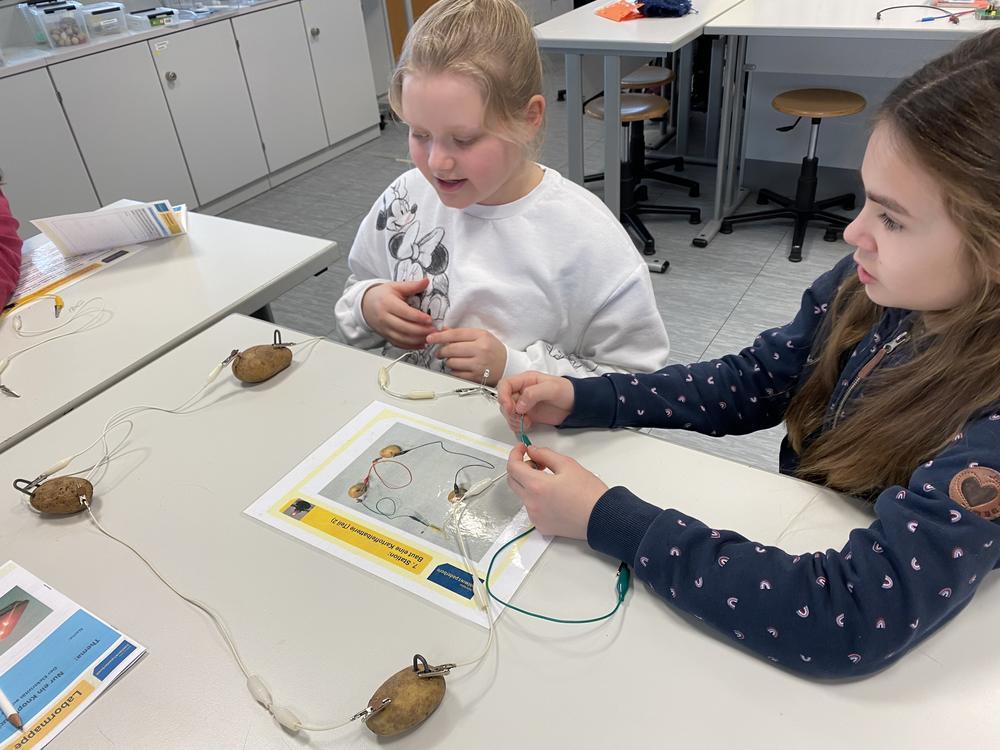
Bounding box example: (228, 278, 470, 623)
(30, 477, 93, 515)
(231, 345, 292, 384)
(365, 662, 446, 737)
(348, 483, 367, 500)
(379, 445, 403, 458)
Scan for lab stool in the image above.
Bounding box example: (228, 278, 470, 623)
(721, 88, 866, 262)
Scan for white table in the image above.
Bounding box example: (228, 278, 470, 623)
(534, 0, 746, 219)
(0, 210, 337, 453)
(695, 0, 998, 247)
(1, 313, 997, 747)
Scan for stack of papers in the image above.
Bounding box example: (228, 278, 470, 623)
(31, 201, 187, 258)
(0, 562, 145, 749)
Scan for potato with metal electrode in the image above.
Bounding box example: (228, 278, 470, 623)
(231, 343, 293, 384)
(15, 476, 93, 515)
(365, 655, 448, 737)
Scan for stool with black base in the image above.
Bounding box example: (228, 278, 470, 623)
(585, 93, 702, 258)
(720, 89, 866, 262)
(585, 65, 701, 200)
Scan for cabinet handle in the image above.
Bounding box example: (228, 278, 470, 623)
(165, 71, 178, 83)
(310, 27, 320, 38)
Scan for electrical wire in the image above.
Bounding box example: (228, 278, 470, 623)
(18, 334, 361, 733)
(377, 351, 498, 401)
(20, 340, 624, 733)
(1, 297, 111, 396)
(875, 4, 960, 22)
(484, 528, 629, 624)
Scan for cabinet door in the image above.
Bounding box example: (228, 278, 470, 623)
(301, 0, 380, 147)
(232, 3, 327, 171)
(50, 43, 197, 209)
(149, 21, 268, 205)
(0, 68, 99, 237)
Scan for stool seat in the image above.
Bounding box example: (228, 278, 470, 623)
(621, 64, 675, 89)
(772, 89, 867, 119)
(585, 93, 669, 123)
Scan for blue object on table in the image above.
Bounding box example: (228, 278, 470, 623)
(641, 0, 693, 18)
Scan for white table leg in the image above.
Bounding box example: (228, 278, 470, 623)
(566, 52, 584, 185)
(603, 54, 621, 219)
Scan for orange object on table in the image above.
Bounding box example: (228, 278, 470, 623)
(596, 0, 644, 22)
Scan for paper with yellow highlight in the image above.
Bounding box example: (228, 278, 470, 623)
(245, 401, 548, 627)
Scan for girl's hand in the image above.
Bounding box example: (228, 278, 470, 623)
(361, 278, 436, 349)
(426, 327, 506, 385)
(506, 444, 608, 539)
(497, 371, 575, 432)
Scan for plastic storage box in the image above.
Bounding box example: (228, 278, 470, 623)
(19, 1, 79, 45)
(38, 4, 90, 48)
(126, 7, 180, 30)
(81, 2, 128, 39)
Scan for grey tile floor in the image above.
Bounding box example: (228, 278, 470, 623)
(221, 55, 858, 475)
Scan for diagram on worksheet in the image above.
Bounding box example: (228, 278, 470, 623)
(244, 402, 548, 627)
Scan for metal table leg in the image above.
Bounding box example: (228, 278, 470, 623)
(693, 34, 750, 248)
(704, 36, 724, 159)
(675, 42, 693, 158)
(566, 53, 584, 185)
(603, 54, 622, 219)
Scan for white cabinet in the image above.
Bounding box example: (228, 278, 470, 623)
(148, 21, 267, 205)
(50, 43, 197, 208)
(301, 0, 379, 147)
(232, 3, 327, 172)
(0, 68, 99, 238)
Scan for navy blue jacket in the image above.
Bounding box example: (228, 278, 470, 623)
(564, 254, 1000, 677)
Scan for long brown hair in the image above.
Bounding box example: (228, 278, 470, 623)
(785, 29, 1000, 496)
(387, 0, 545, 157)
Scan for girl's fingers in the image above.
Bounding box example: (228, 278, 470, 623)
(386, 298, 434, 326)
(386, 320, 436, 342)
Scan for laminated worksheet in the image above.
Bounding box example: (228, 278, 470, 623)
(4, 240, 146, 312)
(245, 402, 549, 628)
(0, 562, 145, 750)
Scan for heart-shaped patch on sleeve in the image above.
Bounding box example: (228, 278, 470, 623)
(948, 467, 1000, 521)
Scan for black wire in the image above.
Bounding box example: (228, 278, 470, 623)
(362, 496, 433, 530)
(875, 5, 955, 20)
(397, 440, 496, 490)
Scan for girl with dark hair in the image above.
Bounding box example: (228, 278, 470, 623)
(498, 29, 1000, 677)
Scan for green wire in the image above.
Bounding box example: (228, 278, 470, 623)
(488, 415, 628, 623)
(484, 527, 630, 624)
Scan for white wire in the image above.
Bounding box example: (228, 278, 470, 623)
(37, 336, 361, 733)
(84, 497, 360, 733)
(10, 296, 100, 337)
(26, 337, 492, 734)
(1, 297, 111, 393)
(378, 351, 497, 401)
(83, 502, 253, 678)
(446, 471, 508, 670)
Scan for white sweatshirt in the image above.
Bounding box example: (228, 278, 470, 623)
(334, 167, 670, 377)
